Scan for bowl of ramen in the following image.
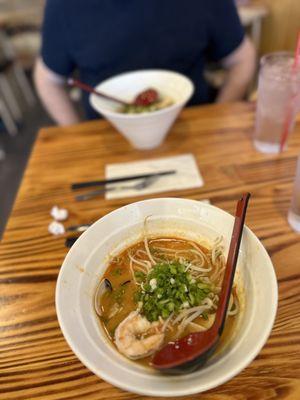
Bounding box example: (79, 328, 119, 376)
(56, 198, 277, 397)
(90, 70, 194, 150)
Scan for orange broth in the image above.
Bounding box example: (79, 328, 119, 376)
(98, 237, 238, 367)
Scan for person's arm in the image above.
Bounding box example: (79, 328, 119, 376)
(34, 58, 80, 125)
(207, 0, 255, 103)
(216, 36, 256, 103)
(36, 0, 80, 125)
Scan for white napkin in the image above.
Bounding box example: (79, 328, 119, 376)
(105, 154, 204, 200)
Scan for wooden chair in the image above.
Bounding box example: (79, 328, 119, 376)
(0, 29, 36, 135)
(0, 95, 17, 137)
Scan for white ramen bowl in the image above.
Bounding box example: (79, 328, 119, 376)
(90, 70, 194, 150)
(56, 198, 277, 397)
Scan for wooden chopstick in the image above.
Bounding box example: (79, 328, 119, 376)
(71, 170, 176, 190)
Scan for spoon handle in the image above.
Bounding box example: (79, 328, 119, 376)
(216, 192, 251, 335)
(68, 78, 130, 106)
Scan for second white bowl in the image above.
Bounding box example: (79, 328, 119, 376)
(90, 70, 194, 150)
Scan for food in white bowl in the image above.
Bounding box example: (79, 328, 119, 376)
(121, 88, 173, 114)
(56, 198, 277, 397)
(98, 233, 240, 368)
(90, 70, 194, 150)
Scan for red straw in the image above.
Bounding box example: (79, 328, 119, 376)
(279, 32, 300, 152)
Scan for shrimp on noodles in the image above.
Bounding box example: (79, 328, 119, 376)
(115, 311, 165, 359)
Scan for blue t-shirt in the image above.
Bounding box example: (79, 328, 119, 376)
(41, 0, 244, 119)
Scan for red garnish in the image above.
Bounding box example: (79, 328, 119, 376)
(134, 88, 159, 106)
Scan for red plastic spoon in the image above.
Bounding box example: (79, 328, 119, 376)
(151, 193, 251, 374)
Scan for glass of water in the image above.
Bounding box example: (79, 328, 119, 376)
(288, 155, 300, 232)
(254, 52, 300, 154)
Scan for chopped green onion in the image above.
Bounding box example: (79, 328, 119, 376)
(134, 261, 212, 322)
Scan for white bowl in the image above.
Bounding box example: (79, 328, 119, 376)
(90, 70, 194, 149)
(56, 198, 277, 397)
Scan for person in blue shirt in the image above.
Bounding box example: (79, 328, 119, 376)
(34, 0, 255, 125)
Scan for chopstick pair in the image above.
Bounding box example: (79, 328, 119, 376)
(71, 170, 176, 190)
(72, 170, 177, 201)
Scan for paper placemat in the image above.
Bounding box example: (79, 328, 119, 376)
(105, 154, 204, 199)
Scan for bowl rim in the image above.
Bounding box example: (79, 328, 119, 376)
(56, 198, 278, 397)
(89, 69, 195, 120)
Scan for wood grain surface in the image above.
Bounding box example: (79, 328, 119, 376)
(0, 102, 300, 400)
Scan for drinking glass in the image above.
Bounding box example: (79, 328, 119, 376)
(254, 52, 300, 154)
(288, 155, 300, 232)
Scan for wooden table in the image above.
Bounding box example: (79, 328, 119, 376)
(1, 103, 300, 399)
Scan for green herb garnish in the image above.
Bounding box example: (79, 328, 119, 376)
(134, 262, 212, 322)
(112, 267, 122, 276)
(113, 287, 125, 303)
(134, 271, 146, 283)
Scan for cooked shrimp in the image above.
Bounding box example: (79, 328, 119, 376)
(115, 311, 164, 359)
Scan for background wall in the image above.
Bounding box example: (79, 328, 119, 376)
(259, 0, 300, 54)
